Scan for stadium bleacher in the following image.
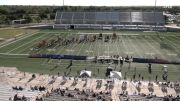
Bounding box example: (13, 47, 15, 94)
(54, 11, 165, 30)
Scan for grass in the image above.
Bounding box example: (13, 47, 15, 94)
(0, 28, 38, 39)
(0, 29, 179, 82)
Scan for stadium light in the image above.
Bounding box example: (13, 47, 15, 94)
(154, 0, 157, 30)
(63, 0, 64, 6)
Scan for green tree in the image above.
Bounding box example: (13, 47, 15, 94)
(35, 16, 41, 23)
(24, 14, 32, 23)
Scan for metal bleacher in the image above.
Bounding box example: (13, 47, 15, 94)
(54, 11, 165, 31)
(0, 84, 42, 101)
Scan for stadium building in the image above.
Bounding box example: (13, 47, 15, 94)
(54, 11, 166, 31)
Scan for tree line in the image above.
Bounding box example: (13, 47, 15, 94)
(0, 6, 180, 24)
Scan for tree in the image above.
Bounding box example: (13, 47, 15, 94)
(0, 15, 6, 24)
(35, 16, 41, 23)
(24, 14, 32, 23)
(39, 13, 47, 19)
(50, 13, 55, 20)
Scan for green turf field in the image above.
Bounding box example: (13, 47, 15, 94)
(0, 28, 38, 39)
(0, 29, 179, 82)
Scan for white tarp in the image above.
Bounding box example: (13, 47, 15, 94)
(110, 71, 122, 79)
(80, 70, 91, 77)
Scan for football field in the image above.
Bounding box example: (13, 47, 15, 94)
(0, 29, 179, 81)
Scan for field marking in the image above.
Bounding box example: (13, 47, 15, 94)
(86, 35, 93, 56)
(167, 53, 177, 56)
(121, 36, 129, 55)
(17, 34, 55, 54)
(0, 53, 28, 56)
(125, 52, 134, 54)
(162, 37, 180, 54)
(107, 42, 110, 56)
(164, 36, 180, 49)
(76, 40, 86, 56)
(97, 40, 100, 56)
(150, 37, 179, 59)
(104, 51, 113, 54)
(6, 33, 48, 54)
(171, 36, 180, 43)
(0, 31, 39, 49)
(35, 34, 64, 54)
(141, 36, 165, 59)
(127, 36, 141, 57)
(66, 37, 79, 55)
(85, 50, 94, 53)
(41, 33, 72, 65)
(47, 49, 56, 52)
(56, 34, 74, 54)
(145, 53, 155, 55)
(133, 36, 149, 58)
(115, 37, 120, 55)
(66, 49, 75, 52)
(94, 37, 99, 56)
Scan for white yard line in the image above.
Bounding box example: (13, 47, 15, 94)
(41, 33, 72, 65)
(56, 33, 73, 54)
(17, 34, 53, 54)
(97, 40, 100, 56)
(121, 36, 129, 55)
(66, 34, 80, 55)
(163, 38, 180, 54)
(94, 36, 99, 56)
(0, 53, 28, 56)
(6, 33, 48, 54)
(86, 37, 93, 56)
(76, 40, 86, 56)
(107, 42, 110, 56)
(0, 31, 39, 49)
(115, 36, 120, 55)
(134, 36, 152, 58)
(127, 36, 141, 58)
(164, 37, 180, 49)
(142, 36, 165, 59)
(149, 36, 176, 58)
(171, 36, 180, 42)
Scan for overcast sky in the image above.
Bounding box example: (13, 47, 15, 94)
(0, 0, 180, 6)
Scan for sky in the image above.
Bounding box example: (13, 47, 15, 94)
(0, 0, 180, 6)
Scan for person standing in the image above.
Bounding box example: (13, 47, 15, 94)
(155, 75, 158, 82)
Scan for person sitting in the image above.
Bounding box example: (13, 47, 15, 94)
(19, 86, 23, 91)
(22, 95, 27, 101)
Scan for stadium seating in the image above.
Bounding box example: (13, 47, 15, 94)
(54, 11, 166, 30)
(55, 11, 165, 25)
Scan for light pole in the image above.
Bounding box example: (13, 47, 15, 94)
(154, 0, 157, 31)
(63, 0, 64, 7)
